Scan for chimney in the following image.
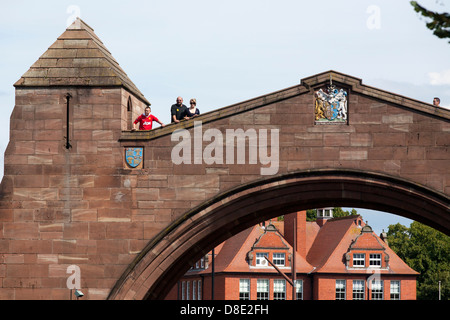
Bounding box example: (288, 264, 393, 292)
(380, 229, 389, 246)
(284, 211, 307, 258)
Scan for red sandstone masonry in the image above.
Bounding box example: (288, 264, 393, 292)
(0, 43, 449, 302)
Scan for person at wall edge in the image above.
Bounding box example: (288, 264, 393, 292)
(433, 97, 440, 107)
(171, 96, 188, 123)
(132, 106, 165, 131)
(186, 98, 200, 119)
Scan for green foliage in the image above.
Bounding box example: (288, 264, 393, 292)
(387, 221, 450, 300)
(306, 209, 317, 221)
(333, 207, 358, 218)
(411, 1, 450, 43)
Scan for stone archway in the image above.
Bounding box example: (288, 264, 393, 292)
(108, 169, 449, 300)
(2, 18, 449, 300)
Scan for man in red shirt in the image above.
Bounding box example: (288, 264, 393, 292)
(132, 107, 165, 131)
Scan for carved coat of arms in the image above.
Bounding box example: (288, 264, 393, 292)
(315, 80, 348, 123)
(125, 147, 143, 168)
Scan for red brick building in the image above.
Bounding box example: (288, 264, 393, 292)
(166, 210, 417, 300)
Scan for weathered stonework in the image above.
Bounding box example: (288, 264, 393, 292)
(0, 19, 449, 300)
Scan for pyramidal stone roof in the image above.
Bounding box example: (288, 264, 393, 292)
(14, 18, 150, 105)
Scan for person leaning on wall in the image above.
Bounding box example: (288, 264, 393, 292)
(171, 96, 188, 123)
(186, 98, 200, 119)
(132, 106, 165, 131)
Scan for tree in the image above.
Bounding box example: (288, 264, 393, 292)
(333, 207, 358, 218)
(387, 221, 450, 300)
(411, 1, 450, 43)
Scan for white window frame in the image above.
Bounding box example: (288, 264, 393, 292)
(239, 279, 250, 300)
(353, 253, 365, 267)
(186, 281, 190, 300)
(181, 281, 185, 300)
(256, 252, 269, 267)
(295, 280, 303, 300)
(352, 280, 365, 300)
(371, 280, 384, 300)
(256, 279, 269, 300)
(369, 253, 382, 267)
(390, 281, 400, 300)
(273, 253, 285, 266)
(336, 280, 346, 300)
(273, 279, 286, 300)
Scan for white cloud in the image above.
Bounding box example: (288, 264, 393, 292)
(428, 69, 450, 85)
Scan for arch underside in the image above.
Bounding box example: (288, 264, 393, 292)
(108, 169, 449, 300)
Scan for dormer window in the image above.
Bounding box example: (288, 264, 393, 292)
(256, 253, 268, 267)
(190, 256, 206, 270)
(369, 254, 381, 267)
(353, 253, 365, 267)
(273, 253, 285, 266)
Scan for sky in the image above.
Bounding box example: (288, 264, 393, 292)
(1, 0, 449, 235)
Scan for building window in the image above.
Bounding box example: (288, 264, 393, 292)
(352, 280, 365, 300)
(193, 256, 205, 269)
(273, 253, 285, 266)
(256, 279, 269, 300)
(186, 281, 190, 300)
(239, 279, 250, 300)
(336, 280, 346, 300)
(127, 96, 133, 112)
(256, 253, 268, 267)
(295, 280, 303, 300)
(126, 96, 133, 130)
(181, 281, 185, 300)
(192, 281, 196, 300)
(369, 254, 382, 267)
(371, 280, 383, 300)
(390, 281, 400, 300)
(317, 208, 333, 218)
(353, 253, 365, 267)
(273, 280, 286, 300)
(197, 280, 202, 300)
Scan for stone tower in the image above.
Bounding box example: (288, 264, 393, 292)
(0, 18, 149, 299)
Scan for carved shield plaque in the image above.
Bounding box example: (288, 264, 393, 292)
(125, 147, 143, 169)
(315, 83, 348, 124)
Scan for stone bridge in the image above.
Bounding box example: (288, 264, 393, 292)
(0, 19, 448, 300)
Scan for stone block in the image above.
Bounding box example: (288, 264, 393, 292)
(3, 222, 39, 239)
(339, 149, 368, 161)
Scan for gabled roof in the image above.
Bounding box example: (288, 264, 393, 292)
(186, 215, 417, 279)
(198, 223, 314, 274)
(306, 215, 418, 275)
(252, 224, 289, 249)
(14, 18, 149, 105)
(349, 225, 385, 250)
(307, 215, 359, 272)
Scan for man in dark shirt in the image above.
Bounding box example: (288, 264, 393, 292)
(171, 96, 188, 123)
